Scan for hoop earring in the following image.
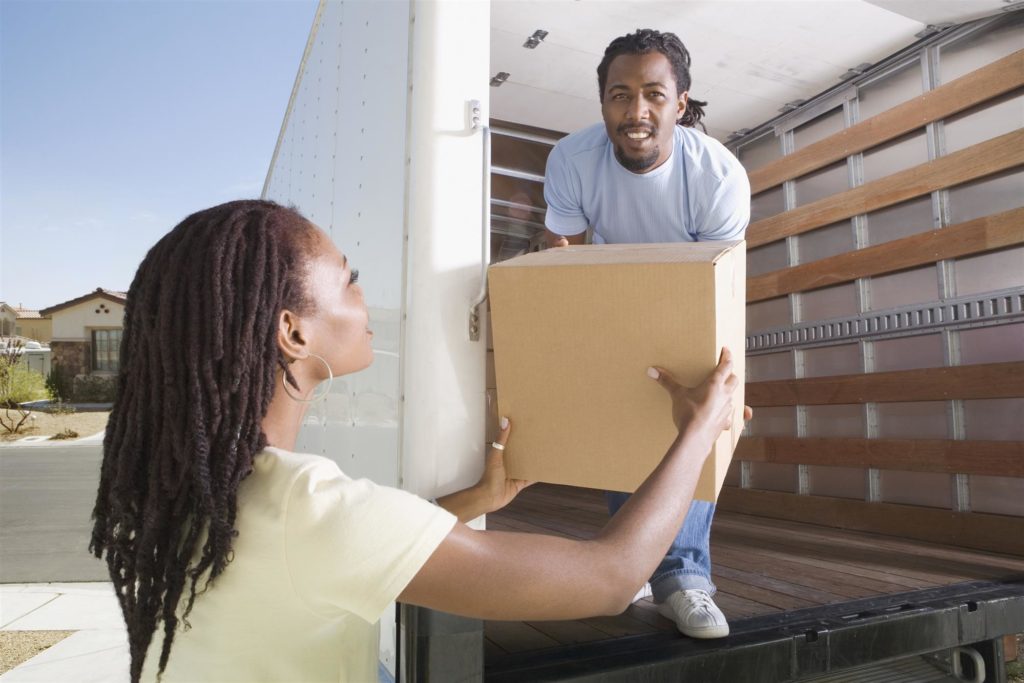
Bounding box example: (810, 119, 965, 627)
(282, 353, 333, 404)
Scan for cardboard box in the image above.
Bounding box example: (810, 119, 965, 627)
(488, 241, 746, 500)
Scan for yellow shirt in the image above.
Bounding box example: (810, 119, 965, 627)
(143, 447, 456, 682)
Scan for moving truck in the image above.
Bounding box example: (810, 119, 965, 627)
(260, 1, 1024, 680)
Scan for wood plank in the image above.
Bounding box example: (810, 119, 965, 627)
(523, 618, 622, 645)
(711, 563, 849, 605)
(717, 487, 1024, 556)
(710, 575, 819, 610)
(714, 514, 1021, 580)
(624, 600, 675, 630)
(710, 546, 883, 599)
(713, 519, 989, 585)
(735, 436, 1024, 478)
(747, 207, 1024, 302)
(484, 637, 507, 658)
(579, 614, 655, 638)
(746, 129, 1024, 248)
(484, 620, 561, 653)
(712, 527, 936, 590)
(745, 361, 1024, 406)
(718, 510, 1024, 574)
(747, 50, 1024, 195)
(710, 590, 778, 619)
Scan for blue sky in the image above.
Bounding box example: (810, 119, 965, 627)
(1, 0, 318, 309)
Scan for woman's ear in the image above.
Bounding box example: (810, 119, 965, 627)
(276, 309, 309, 362)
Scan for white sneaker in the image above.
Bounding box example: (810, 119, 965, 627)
(657, 589, 730, 639)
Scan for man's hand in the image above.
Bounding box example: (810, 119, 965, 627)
(544, 229, 585, 248)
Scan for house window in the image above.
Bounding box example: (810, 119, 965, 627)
(92, 329, 122, 373)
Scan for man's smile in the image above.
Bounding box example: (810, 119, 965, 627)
(621, 125, 655, 142)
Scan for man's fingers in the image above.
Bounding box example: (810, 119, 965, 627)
(743, 405, 754, 421)
(647, 366, 682, 392)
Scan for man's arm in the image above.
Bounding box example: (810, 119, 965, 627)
(543, 141, 590, 245)
(695, 147, 751, 241)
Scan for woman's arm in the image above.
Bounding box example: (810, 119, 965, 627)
(399, 349, 743, 621)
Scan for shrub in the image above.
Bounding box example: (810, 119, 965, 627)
(0, 339, 49, 434)
(72, 374, 117, 403)
(0, 362, 51, 405)
(46, 366, 74, 403)
(0, 408, 33, 434)
(50, 428, 80, 440)
(0, 337, 50, 405)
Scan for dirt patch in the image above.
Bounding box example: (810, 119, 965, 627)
(0, 410, 109, 442)
(0, 630, 75, 673)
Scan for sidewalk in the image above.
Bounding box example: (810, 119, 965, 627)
(0, 583, 127, 682)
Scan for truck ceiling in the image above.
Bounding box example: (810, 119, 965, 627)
(489, 0, 1015, 141)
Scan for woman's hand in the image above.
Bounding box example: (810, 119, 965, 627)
(435, 417, 534, 523)
(648, 348, 752, 437)
(477, 417, 534, 514)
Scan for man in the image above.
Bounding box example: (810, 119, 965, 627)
(542, 28, 750, 639)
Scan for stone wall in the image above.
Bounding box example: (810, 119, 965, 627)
(50, 340, 90, 376)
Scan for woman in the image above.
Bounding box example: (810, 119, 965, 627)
(90, 200, 744, 682)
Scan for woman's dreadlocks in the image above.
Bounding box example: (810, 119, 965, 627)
(90, 200, 318, 681)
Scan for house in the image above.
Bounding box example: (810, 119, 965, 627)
(40, 288, 127, 377)
(12, 307, 52, 343)
(0, 303, 16, 336)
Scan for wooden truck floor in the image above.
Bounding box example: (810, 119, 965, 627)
(485, 484, 1024, 666)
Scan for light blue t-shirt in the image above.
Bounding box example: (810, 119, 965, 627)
(543, 122, 751, 244)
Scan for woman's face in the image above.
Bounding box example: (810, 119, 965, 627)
(302, 230, 374, 378)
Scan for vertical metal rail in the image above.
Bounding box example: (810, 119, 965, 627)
(469, 99, 491, 341)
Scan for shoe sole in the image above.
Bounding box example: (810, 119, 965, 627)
(656, 601, 730, 639)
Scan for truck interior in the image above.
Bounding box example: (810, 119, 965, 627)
(477, 4, 1024, 681)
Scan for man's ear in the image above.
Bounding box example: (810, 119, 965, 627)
(677, 91, 689, 120)
(276, 309, 309, 362)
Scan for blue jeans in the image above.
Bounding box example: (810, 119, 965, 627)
(605, 493, 717, 603)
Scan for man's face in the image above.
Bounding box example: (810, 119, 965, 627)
(601, 51, 688, 173)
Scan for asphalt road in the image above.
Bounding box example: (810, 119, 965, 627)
(0, 444, 108, 583)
